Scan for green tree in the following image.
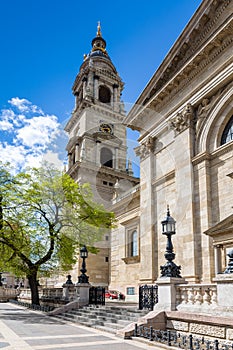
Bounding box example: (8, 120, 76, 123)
(0, 163, 114, 305)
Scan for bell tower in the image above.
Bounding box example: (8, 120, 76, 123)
(65, 23, 139, 287)
(65, 23, 138, 205)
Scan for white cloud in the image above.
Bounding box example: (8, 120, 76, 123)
(14, 115, 60, 148)
(8, 97, 44, 115)
(0, 143, 28, 171)
(0, 108, 28, 132)
(8, 97, 31, 112)
(0, 97, 67, 171)
(0, 119, 14, 131)
(0, 109, 15, 131)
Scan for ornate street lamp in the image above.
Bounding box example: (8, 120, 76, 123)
(78, 245, 89, 284)
(160, 206, 182, 278)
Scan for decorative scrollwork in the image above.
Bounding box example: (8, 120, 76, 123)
(170, 103, 194, 133)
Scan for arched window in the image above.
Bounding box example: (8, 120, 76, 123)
(221, 116, 233, 145)
(131, 230, 138, 257)
(99, 86, 111, 103)
(100, 147, 113, 168)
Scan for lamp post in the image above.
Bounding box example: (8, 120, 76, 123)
(78, 245, 89, 284)
(0, 272, 2, 287)
(160, 206, 182, 278)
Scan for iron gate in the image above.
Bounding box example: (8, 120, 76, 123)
(139, 284, 158, 310)
(89, 286, 105, 305)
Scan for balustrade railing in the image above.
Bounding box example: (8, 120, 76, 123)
(42, 287, 63, 300)
(0, 287, 19, 300)
(176, 284, 217, 308)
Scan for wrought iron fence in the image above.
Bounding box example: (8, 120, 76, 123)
(134, 324, 233, 350)
(139, 284, 158, 310)
(89, 286, 105, 305)
(10, 299, 54, 312)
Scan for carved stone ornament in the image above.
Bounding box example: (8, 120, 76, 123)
(145, 136, 154, 151)
(170, 103, 194, 133)
(135, 136, 155, 160)
(195, 88, 222, 132)
(135, 144, 150, 161)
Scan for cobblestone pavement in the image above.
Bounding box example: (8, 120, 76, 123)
(0, 303, 162, 350)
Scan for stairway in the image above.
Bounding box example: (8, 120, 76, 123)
(53, 304, 148, 334)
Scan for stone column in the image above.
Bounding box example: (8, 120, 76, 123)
(137, 141, 156, 283)
(68, 153, 72, 169)
(113, 84, 118, 111)
(82, 77, 87, 99)
(75, 144, 79, 163)
(93, 75, 99, 100)
(96, 141, 101, 166)
(214, 245, 223, 275)
(115, 147, 119, 169)
(80, 140, 86, 161)
(173, 128, 197, 281)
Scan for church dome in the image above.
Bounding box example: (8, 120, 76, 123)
(83, 22, 111, 62)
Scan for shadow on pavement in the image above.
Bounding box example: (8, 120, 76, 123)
(0, 310, 65, 325)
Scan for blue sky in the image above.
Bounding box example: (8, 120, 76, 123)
(0, 0, 202, 171)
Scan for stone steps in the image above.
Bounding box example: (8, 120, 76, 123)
(54, 304, 148, 333)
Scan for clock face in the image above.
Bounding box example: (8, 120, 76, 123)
(99, 123, 113, 134)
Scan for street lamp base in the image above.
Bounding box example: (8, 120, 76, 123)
(160, 261, 182, 278)
(78, 274, 89, 284)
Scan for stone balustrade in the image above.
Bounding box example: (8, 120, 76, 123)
(176, 284, 217, 310)
(0, 287, 19, 301)
(18, 288, 43, 302)
(42, 287, 63, 300)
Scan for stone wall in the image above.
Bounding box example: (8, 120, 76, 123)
(166, 311, 233, 341)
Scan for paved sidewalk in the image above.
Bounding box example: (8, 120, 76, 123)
(0, 303, 162, 350)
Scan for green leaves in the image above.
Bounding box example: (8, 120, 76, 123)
(0, 162, 115, 278)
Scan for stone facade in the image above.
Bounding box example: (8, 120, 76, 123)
(109, 0, 233, 301)
(64, 0, 233, 303)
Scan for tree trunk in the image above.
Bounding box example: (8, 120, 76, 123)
(27, 269, 40, 305)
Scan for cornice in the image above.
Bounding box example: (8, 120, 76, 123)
(65, 101, 126, 133)
(89, 103, 126, 121)
(142, 0, 231, 105)
(131, 62, 233, 140)
(126, 0, 233, 127)
(204, 214, 233, 237)
(211, 140, 233, 158)
(67, 160, 139, 182)
(66, 136, 82, 152)
(115, 206, 140, 223)
(73, 57, 120, 92)
(192, 151, 211, 166)
(192, 141, 233, 165)
(160, 20, 231, 113)
(94, 67, 124, 89)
